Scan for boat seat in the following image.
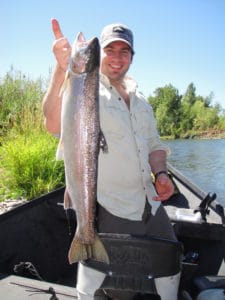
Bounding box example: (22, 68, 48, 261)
(83, 233, 183, 298)
(194, 276, 225, 300)
(194, 275, 225, 291)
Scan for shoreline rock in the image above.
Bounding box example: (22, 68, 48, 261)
(0, 199, 27, 215)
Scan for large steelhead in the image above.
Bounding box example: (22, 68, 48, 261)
(57, 32, 109, 264)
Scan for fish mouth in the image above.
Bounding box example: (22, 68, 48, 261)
(70, 33, 100, 74)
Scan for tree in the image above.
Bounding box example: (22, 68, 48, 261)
(182, 83, 196, 105)
(191, 100, 219, 131)
(179, 83, 197, 132)
(149, 84, 182, 137)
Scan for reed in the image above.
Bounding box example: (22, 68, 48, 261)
(0, 68, 65, 202)
(0, 130, 64, 200)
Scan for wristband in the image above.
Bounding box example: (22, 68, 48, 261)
(154, 170, 168, 181)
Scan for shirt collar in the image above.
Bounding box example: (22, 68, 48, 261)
(100, 73, 137, 93)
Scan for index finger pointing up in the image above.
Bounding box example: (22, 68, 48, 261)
(51, 18, 64, 39)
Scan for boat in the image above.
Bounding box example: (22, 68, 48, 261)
(0, 163, 225, 299)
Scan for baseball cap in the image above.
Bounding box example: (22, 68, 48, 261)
(100, 23, 134, 54)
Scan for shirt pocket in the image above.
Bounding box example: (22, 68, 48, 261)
(100, 102, 127, 140)
(134, 108, 154, 140)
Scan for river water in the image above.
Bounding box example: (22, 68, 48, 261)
(164, 139, 225, 207)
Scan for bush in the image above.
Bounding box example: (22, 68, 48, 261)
(0, 130, 64, 201)
(0, 68, 65, 202)
(0, 68, 45, 136)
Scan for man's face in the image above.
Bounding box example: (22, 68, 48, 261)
(100, 41, 133, 83)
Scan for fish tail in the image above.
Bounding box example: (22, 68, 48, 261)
(68, 238, 88, 264)
(92, 233, 109, 264)
(68, 234, 109, 265)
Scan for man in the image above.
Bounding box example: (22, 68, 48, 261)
(42, 19, 180, 300)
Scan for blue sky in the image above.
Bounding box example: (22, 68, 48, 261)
(1, 0, 225, 108)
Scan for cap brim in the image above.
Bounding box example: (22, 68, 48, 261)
(101, 38, 133, 51)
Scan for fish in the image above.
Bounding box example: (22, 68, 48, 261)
(56, 32, 109, 265)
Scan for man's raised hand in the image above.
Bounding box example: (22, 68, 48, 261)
(51, 18, 71, 72)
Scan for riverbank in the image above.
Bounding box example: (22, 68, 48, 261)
(0, 199, 26, 215)
(195, 129, 225, 139)
(162, 129, 225, 140)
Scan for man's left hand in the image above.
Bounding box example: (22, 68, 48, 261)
(153, 174, 174, 201)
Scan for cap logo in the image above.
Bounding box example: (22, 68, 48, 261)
(113, 26, 125, 33)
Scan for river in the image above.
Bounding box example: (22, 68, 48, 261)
(164, 139, 225, 207)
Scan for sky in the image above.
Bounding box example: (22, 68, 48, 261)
(1, 0, 225, 108)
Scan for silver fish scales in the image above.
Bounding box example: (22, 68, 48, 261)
(57, 32, 109, 264)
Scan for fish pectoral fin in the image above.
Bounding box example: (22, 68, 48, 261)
(92, 234, 110, 264)
(56, 138, 64, 160)
(59, 70, 70, 97)
(64, 189, 73, 209)
(99, 130, 108, 153)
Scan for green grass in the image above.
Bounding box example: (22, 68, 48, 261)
(0, 130, 65, 201)
(0, 68, 65, 202)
